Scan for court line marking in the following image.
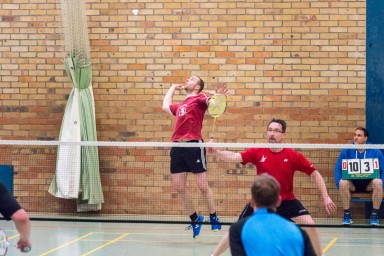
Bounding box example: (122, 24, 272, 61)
(38, 232, 94, 256)
(81, 233, 129, 256)
(322, 237, 337, 254)
(320, 230, 384, 236)
(321, 236, 384, 241)
(7, 234, 19, 240)
(21, 224, 191, 231)
(88, 238, 219, 244)
(331, 244, 384, 248)
(90, 231, 224, 237)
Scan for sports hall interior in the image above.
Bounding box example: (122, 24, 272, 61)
(1, 1, 384, 255)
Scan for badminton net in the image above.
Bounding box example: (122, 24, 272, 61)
(0, 140, 383, 227)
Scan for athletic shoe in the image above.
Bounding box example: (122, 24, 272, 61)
(186, 215, 204, 238)
(342, 212, 353, 225)
(210, 215, 222, 231)
(370, 214, 379, 226)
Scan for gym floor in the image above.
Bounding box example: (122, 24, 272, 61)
(2, 220, 384, 256)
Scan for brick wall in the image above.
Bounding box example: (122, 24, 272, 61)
(0, 0, 367, 219)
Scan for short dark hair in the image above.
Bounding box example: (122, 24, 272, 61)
(251, 173, 280, 209)
(197, 76, 205, 93)
(268, 118, 287, 133)
(356, 127, 369, 137)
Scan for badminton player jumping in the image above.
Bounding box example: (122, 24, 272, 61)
(162, 75, 227, 238)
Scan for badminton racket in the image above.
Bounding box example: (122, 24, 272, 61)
(0, 229, 30, 256)
(207, 94, 227, 140)
(0, 229, 8, 256)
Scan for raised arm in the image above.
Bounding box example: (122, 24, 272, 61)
(204, 82, 229, 96)
(207, 82, 229, 106)
(216, 82, 228, 94)
(162, 84, 183, 115)
(310, 170, 336, 215)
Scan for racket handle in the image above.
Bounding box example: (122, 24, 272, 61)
(23, 246, 31, 253)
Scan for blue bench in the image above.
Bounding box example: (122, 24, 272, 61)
(0, 165, 14, 196)
(351, 195, 384, 218)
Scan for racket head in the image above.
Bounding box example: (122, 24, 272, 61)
(0, 229, 8, 256)
(207, 94, 227, 118)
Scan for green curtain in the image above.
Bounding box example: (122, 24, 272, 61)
(49, 56, 104, 211)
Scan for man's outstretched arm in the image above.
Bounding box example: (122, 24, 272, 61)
(209, 148, 243, 163)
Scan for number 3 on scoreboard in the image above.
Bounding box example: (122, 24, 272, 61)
(361, 159, 374, 174)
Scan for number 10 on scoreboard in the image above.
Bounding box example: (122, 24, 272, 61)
(342, 158, 380, 179)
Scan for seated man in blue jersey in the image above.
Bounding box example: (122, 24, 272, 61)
(229, 173, 315, 256)
(334, 127, 384, 226)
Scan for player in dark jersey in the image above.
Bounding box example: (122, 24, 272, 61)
(0, 182, 32, 252)
(210, 118, 336, 256)
(162, 76, 227, 238)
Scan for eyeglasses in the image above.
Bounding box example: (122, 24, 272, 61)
(267, 129, 284, 134)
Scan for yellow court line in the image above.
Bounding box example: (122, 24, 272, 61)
(322, 237, 338, 254)
(38, 232, 94, 256)
(81, 233, 129, 256)
(332, 244, 384, 248)
(331, 236, 384, 241)
(7, 234, 19, 240)
(107, 238, 216, 244)
(91, 231, 223, 237)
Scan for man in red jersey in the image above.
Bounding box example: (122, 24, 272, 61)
(210, 118, 336, 256)
(162, 76, 227, 238)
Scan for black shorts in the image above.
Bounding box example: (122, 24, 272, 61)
(170, 140, 207, 174)
(351, 179, 372, 193)
(238, 199, 310, 221)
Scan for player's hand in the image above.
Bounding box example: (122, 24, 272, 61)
(207, 138, 217, 154)
(172, 83, 184, 91)
(322, 196, 336, 215)
(215, 82, 228, 96)
(17, 239, 32, 253)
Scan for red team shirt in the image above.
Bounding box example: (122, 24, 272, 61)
(169, 93, 209, 142)
(240, 148, 316, 201)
